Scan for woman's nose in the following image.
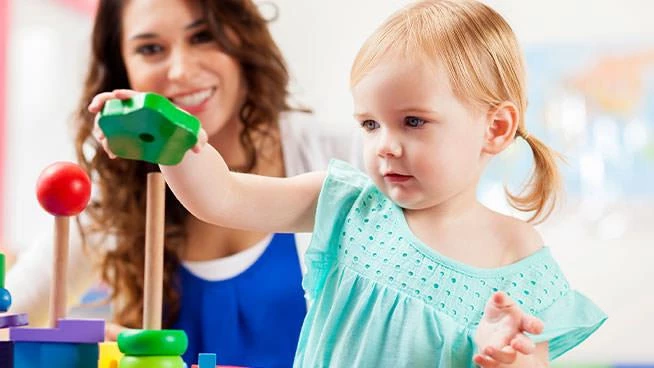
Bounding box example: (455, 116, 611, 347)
(167, 49, 196, 82)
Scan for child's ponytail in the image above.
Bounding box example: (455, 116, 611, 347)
(506, 128, 563, 224)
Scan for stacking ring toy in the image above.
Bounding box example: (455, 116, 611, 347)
(117, 329, 188, 356)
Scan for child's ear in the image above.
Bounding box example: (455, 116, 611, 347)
(482, 102, 519, 155)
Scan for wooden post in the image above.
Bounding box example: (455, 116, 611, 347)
(143, 172, 165, 330)
(49, 216, 69, 327)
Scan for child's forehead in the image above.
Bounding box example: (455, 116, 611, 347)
(352, 77, 457, 120)
(353, 55, 452, 97)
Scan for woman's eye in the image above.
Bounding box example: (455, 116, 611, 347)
(361, 120, 380, 131)
(136, 44, 163, 56)
(191, 31, 214, 44)
(405, 116, 425, 127)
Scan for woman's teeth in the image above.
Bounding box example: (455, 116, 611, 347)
(171, 88, 214, 107)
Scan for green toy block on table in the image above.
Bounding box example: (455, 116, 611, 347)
(0, 253, 5, 287)
(98, 92, 201, 165)
(0, 253, 11, 312)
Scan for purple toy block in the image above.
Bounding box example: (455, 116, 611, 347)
(0, 313, 28, 329)
(9, 318, 104, 343)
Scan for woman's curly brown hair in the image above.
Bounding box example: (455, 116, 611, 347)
(74, 0, 291, 328)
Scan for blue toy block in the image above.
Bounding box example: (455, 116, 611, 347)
(0, 341, 13, 368)
(14, 341, 99, 368)
(198, 353, 217, 368)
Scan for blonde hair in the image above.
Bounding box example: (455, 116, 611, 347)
(351, 0, 561, 223)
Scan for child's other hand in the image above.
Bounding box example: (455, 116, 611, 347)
(473, 291, 544, 367)
(88, 89, 140, 159)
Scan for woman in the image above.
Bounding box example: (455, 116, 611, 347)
(6, 0, 360, 366)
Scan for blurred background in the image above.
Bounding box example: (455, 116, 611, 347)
(0, 0, 652, 366)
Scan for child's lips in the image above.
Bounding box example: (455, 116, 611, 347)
(383, 173, 413, 183)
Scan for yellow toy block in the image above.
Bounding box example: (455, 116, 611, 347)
(99, 342, 123, 368)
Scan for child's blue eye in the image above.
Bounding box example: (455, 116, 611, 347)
(405, 116, 425, 127)
(361, 120, 380, 130)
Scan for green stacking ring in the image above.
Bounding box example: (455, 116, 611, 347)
(117, 329, 188, 356)
(119, 356, 185, 368)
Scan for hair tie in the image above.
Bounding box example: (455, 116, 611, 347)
(518, 129, 530, 141)
(257, 1, 280, 22)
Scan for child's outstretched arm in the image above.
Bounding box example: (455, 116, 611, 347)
(160, 143, 324, 233)
(90, 89, 324, 234)
(474, 292, 549, 367)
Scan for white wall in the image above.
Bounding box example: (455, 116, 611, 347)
(3, 0, 654, 363)
(3, 0, 90, 248)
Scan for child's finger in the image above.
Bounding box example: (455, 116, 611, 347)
(520, 314, 544, 335)
(88, 90, 139, 113)
(492, 291, 514, 310)
(112, 89, 139, 99)
(473, 353, 500, 368)
(483, 345, 517, 364)
(92, 115, 105, 141)
(510, 333, 536, 355)
(191, 128, 208, 154)
(103, 141, 117, 159)
(88, 91, 117, 113)
(483, 291, 516, 320)
(92, 115, 116, 159)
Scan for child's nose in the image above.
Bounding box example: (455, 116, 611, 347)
(376, 131, 402, 158)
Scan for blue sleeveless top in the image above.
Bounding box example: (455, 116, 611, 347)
(173, 233, 307, 367)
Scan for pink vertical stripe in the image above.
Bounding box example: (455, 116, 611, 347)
(0, 0, 8, 244)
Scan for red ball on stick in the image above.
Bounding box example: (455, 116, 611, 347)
(36, 162, 91, 216)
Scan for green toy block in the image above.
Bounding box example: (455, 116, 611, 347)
(98, 92, 201, 165)
(0, 253, 9, 312)
(0, 253, 5, 287)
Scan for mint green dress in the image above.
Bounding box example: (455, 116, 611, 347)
(294, 160, 606, 367)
